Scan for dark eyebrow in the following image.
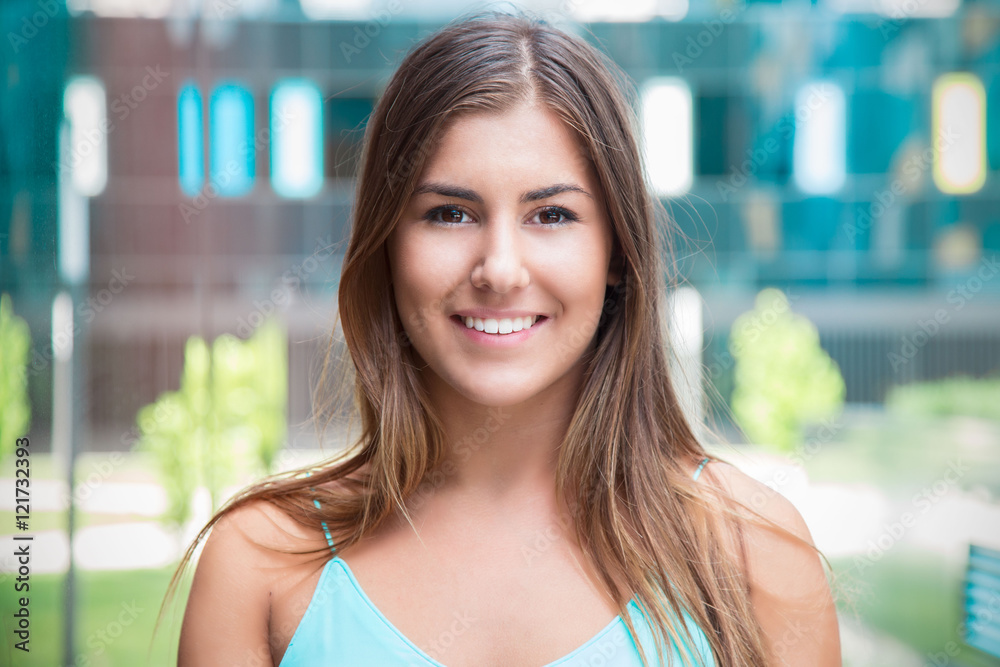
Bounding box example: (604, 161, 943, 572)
(412, 182, 593, 204)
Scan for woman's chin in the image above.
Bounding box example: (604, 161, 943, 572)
(426, 373, 546, 410)
(453, 384, 542, 409)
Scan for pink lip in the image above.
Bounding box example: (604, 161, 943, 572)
(451, 314, 547, 347)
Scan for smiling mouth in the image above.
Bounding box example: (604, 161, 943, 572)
(450, 314, 547, 335)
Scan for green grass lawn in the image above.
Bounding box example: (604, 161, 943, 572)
(831, 549, 1000, 667)
(833, 550, 957, 654)
(801, 412, 1000, 496)
(0, 566, 190, 667)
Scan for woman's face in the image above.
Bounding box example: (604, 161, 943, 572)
(387, 102, 619, 408)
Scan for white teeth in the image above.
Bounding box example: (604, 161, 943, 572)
(461, 315, 540, 335)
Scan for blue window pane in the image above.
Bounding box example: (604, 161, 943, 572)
(849, 91, 914, 174)
(327, 97, 373, 178)
(783, 198, 842, 252)
(695, 95, 727, 176)
(178, 82, 203, 197)
(270, 79, 323, 198)
(210, 83, 254, 197)
(988, 76, 1000, 171)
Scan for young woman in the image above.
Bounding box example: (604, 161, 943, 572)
(172, 11, 840, 666)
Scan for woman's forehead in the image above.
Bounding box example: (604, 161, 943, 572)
(417, 105, 597, 189)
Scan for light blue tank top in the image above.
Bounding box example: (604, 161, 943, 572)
(280, 457, 716, 667)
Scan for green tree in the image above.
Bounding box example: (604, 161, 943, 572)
(0, 293, 32, 463)
(134, 318, 288, 530)
(729, 288, 845, 454)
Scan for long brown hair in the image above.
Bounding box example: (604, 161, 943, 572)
(162, 10, 793, 665)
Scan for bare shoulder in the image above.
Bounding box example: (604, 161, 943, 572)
(178, 498, 328, 666)
(693, 459, 822, 587)
(201, 498, 329, 572)
(694, 459, 841, 665)
(694, 460, 813, 543)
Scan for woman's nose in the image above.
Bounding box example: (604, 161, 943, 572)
(470, 218, 530, 294)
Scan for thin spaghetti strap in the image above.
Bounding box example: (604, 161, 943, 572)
(312, 497, 335, 554)
(305, 471, 336, 554)
(692, 456, 710, 481)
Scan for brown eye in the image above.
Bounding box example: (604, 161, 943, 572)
(425, 205, 469, 225)
(441, 207, 464, 223)
(536, 207, 577, 226)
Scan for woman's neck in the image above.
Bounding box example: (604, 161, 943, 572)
(422, 371, 582, 503)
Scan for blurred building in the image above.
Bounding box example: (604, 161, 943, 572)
(2, 0, 999, 452)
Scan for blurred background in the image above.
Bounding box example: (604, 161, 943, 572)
(1, 0, 999, 664)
